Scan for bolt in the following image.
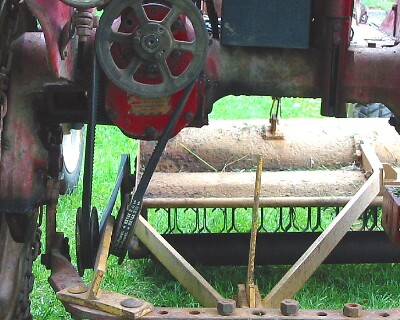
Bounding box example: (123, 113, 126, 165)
(121, 298, 143, 308)
(133, 36, 141, 45)
(343, 303, 363, 318)
(155, 51, 163, 60)
(184, 112, 194, 122)
(280, 299, 300, 316)
(173, 51, 182, 59)
(158, 27, 164, 33)
(217, 299, 236, 316)
(145, 126, 157, 140)
(68, 286, 88, 294)
(107, 108, 119, 121)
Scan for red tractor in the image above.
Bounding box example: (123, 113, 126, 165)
(2, 0, 400, 319)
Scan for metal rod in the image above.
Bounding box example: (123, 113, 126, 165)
(142, 196, 383, 209)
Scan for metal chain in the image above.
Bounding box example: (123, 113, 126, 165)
(14, 226, 42, 320)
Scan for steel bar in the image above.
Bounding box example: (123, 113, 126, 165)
(130, 232, 400, 265)
(59, 306, 400, 320)
(143, 196, 383, 209)
(135, 215, 225, 307)
(262, 147, 382, 308)
(246, 157, 262, 307)
(140, 307, 400, 320)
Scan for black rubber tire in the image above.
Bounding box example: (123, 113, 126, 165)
(351, 103, 392, 118)
(61, 127, 85, 195)
(0, 213, 40, 320)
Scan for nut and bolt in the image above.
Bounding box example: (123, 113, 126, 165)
(184, 112, 194, 122)
(280, 299, 300, 316)
(155, 51, 164, 60)
(120, 298, 143, 309)
(107, 108, 119, 121)
(68, 286, 88, 294)
(343, 303, 363, 318)
(217, 299, 236, 316)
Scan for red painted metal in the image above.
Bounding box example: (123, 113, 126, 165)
(0, 33, 60, 213)
(25, 0, 75, 80)
(320, 0, 354, 117)
(105, 3, 200, 139)
(380, 5, 397, 36)
(106, 82, 200, 140)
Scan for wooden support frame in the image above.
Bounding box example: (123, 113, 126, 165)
(262, 144, 383, 308)
(135, 215, 225, 307)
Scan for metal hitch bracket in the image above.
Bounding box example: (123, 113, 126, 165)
(57, 217, 154, 318)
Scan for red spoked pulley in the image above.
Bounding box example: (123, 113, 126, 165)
(96, 0, 208, 98)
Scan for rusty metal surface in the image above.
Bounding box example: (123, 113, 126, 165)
(25, 0, 75, 79)
(203, 40, 400, 116)
(132, 307, 400, 319)
(0, 33, 59, 214)
(140, 119, 400, 173)
(49, 235, 124, 320)
(57, 288, 153, 319)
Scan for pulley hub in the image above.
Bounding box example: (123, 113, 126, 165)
(133, 23, 172, 60)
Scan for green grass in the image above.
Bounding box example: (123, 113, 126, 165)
(363, 0, 395, 12)
(31, 96, 400, 319)
(211, 96, 323, 120)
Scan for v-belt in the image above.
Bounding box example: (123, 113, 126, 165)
(110, 79, 197, 262)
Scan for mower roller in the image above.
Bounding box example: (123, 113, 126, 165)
(3, 0, 400, 319)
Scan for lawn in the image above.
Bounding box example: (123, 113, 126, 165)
(31, 94, 400, 318)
